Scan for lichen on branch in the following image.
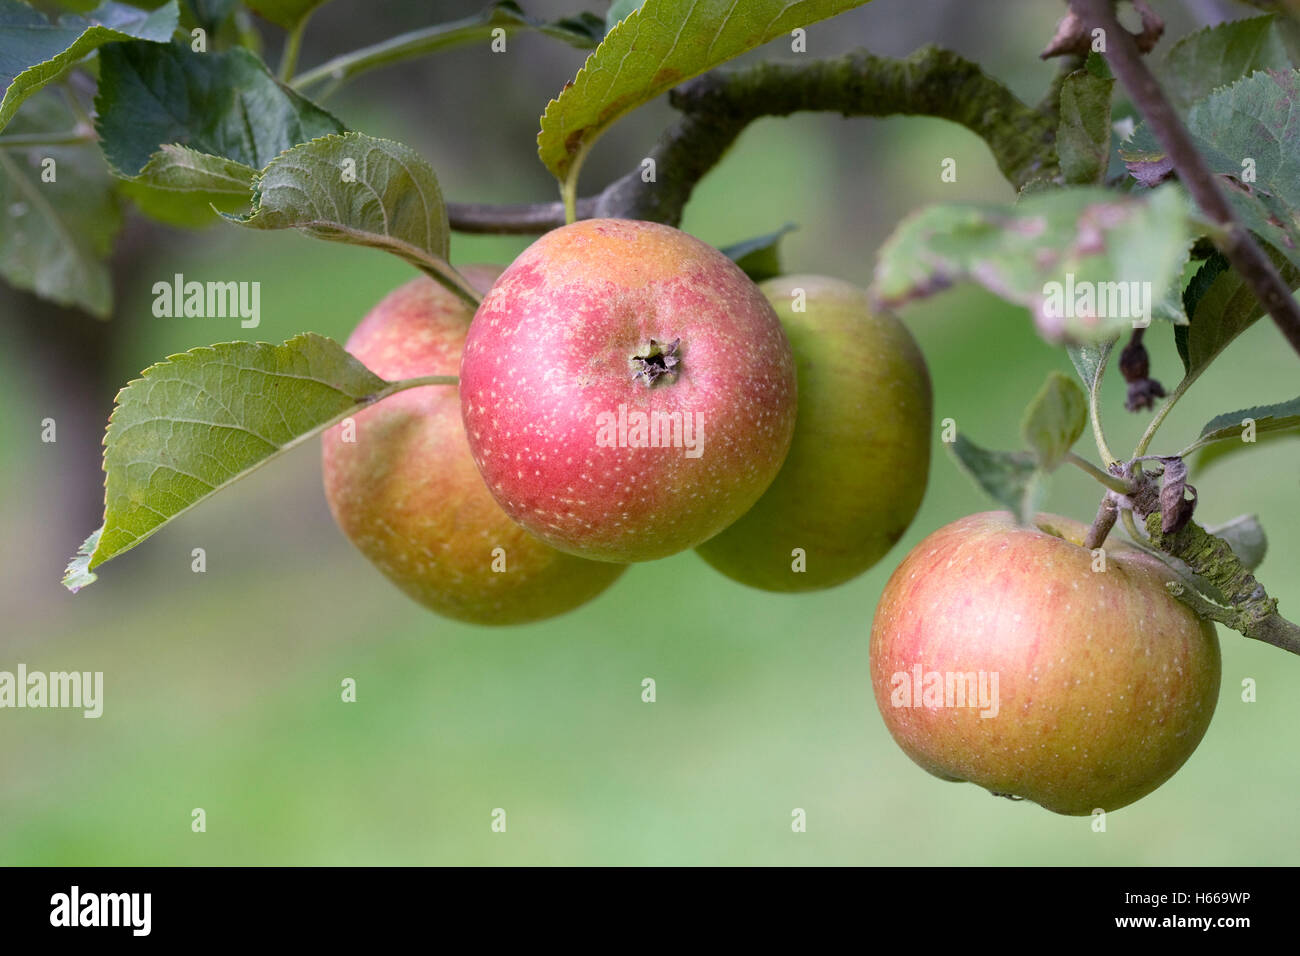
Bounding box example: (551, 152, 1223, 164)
(1140, 510, 1300, 655)
(448, 46, 1059, 233)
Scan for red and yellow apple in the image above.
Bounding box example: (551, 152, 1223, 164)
(321, 268, 625, 625)
(869, 511, 1221, 814)
(459, 219, 798, 563)
(696, 275, 931, 591)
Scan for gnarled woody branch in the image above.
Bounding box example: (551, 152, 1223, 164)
(1099, 464, 1300, 656)
(447, 46, 1059, 234)
(1143, 513, 1300, 655)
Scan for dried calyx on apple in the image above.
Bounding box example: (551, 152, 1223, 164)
(630, 337, 681, 385)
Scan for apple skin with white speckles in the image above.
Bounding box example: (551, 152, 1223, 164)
(696, 275, 932, 591)
(870, 512, 1220, 815)
(459, 219, 798, 563)
(321, 268, 625, 625)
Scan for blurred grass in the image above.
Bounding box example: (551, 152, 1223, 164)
(1, 0, 1298, 865)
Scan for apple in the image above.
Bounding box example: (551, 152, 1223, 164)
(321, 267, 625, 625)
(459, 218, 798, 563)
(696, 275, 931, 591)
(869, 511, 1221, 815)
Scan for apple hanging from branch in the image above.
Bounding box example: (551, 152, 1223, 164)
(696, 275, 932, 591)
(869, 511, 1221, 815)
(322, 267, 626, 625)
(458, 219, 798, 563)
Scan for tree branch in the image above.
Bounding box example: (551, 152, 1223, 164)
(1143, 512, 1300, 655)
(448, 46, 1059, 233)
(1071, 0, 1300, 358)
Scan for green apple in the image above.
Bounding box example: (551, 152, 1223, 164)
(695, 275, 932, 591)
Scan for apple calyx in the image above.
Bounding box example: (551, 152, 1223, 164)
(630, 338, 681, 386)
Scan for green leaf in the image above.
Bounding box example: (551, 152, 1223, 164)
(1203, 514, 1268, 571)
(605, 0, 643, 33)
(1020, 371, 1088, 470)
(188, 0, 239, 33)
(537, 0, 870, 200)
(1175, 248, 1300, 375)
(62, 333, 402, 592)
(1194, 425, 1299, 472)
(0, 0, 177, 134)
(116, 145, 255, 226)
(0, 92, 121, 316)
(1057, 64, 1113, 185)
(225, 132, 475, 301)
(1182, 395, 1300, 458)
(1158, 15, 1295, 113)
(948, 434, 1044, 526)
(134, 143, 255, 193)
(719, 223, 796, 282)
(530, 6, 605, 47)
(1122, 70, 1300, 271)
(1067, 336, 1116, 396)
(872, 185, 1192, 343)
(94, 40, 345, 176)
(118, 144, 254, 224)
(243, 0, 330, 30)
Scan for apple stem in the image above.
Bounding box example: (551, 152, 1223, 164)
(1084, 493, 1119, 550)
(385, 374, 458, 394)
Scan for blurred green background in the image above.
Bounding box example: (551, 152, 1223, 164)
(1, 0, 1297, 865)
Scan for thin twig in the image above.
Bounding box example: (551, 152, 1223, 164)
(1071, 0, 1300, 358)
(0, 128, 95, 148)
(278, 16, 310, 83)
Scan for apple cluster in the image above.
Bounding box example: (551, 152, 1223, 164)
(321, 218, 1221, 815)
(323, 218, 932, 622)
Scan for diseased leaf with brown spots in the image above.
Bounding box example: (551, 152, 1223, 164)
(872, 186, 1191, 343)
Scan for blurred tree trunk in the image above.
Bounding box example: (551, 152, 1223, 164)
(2, 215, 164, 567)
